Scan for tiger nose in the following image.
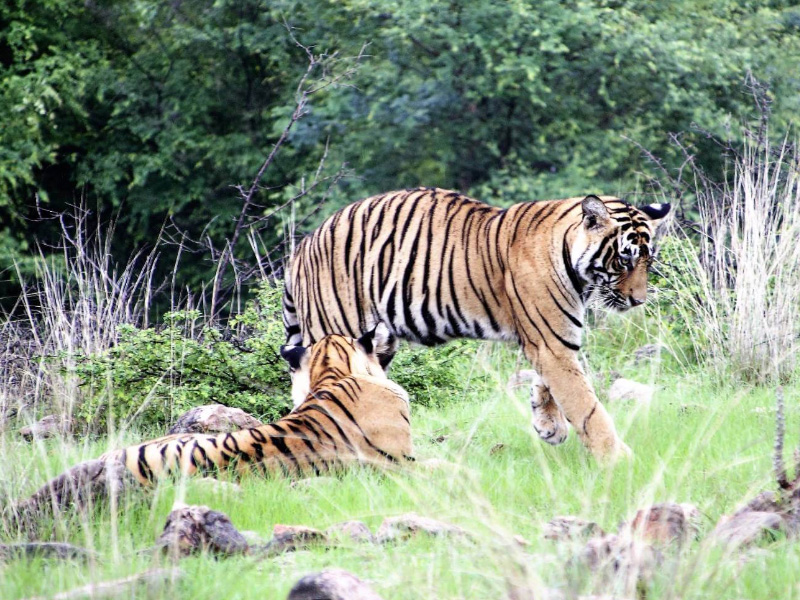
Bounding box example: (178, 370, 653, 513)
(630, 296, 645, 307)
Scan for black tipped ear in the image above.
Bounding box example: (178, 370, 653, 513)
(581, 195, 610, 230)
(356, 327, 377, 355)
(639, 203, 671, 221)
(356, 323, 394, 356)
(280, 345, 307, 370)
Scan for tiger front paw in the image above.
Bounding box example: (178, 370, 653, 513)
(531, 405, 569, 446)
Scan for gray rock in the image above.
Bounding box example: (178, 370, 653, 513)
(325, 520, 374, 543)
(157, 503, 248, 557)
(543, 516, 604, 542)
(167, 405, 262, 434)
(256, 524, 328, 557)
(622, 502, 701, 545)
(376, 512, 467, 543)
(576, 534, 660, 592)
(287, 569, 383, 600)
(0, 542, 98, 562)
(710, 510, 785, 548)
(633, 344, 666, 364)
(19, 415, 73, 440)
(607, 379, 654, 404)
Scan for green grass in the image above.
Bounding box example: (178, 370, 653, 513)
(1, 315, 799, 599)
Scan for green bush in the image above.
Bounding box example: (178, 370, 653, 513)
(390, 340, 489, 408)
(72, 283, 291, 430)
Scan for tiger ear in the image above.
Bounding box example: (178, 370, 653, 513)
(357, 323, 395, 357)
(581, 195, 611, 230)
(280, 345, 307, 370)
(639, 203, 671, 227)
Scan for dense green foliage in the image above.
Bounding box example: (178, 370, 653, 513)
(72, 284, 291, 428)
(2, 0, 799, 296)
(70, 281, 488, 429)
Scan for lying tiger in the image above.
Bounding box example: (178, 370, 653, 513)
(13, 325, 411, 522)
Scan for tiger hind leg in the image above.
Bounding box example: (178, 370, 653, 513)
(282, 283, 302, 346)
(529, 375, 569, 446)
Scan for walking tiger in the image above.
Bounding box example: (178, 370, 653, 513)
(283, 188, 670, 461)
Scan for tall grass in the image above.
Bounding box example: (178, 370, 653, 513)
(1, 208, 161, 428)
(668, 137, 800, 382)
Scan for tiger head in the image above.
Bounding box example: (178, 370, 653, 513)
(574, 195, 671, 312)
(280, 323, 395, 409)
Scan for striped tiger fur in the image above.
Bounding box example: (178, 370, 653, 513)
(283, 188, 670, 461)
(18, 326, 412, 517)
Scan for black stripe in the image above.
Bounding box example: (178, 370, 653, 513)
(562, 228, 584, 296)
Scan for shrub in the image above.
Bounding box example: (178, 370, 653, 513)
(72, 283, 291, 430)
(390, 340, 489, 408)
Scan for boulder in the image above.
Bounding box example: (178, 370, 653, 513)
(577, 534, 660, 591)
(256, 524, 328, 557)
(19, 415, 73, 440)
(325, 520, 374, 543)
(622, 502, 700, 545)
(287, 569, 383, 600)
(543, 516, 604, 542)
(710, 510, 785, 548)
(376, 513, 467, 543)
(157, 503, 248, 557)
(167, 405, 262, 434)
(633, 344, 666, 364)
(0, 542, 97, 562)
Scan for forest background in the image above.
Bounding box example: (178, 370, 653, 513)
(2, 0, 800, 312)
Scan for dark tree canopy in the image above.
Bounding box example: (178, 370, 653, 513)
(1, 0, 798, 305)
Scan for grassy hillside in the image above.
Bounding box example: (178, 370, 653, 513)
(2, 317, 798, 599)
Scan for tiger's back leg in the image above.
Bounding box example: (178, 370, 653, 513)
(528, 373, 569, 446)
(283, 279, 303, 346)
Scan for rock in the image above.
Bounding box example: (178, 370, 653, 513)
(157, 503, 248, 557)
(577, 534, 660, 591)
(733, 491, 782, 515)
(607, 379, 654, 404)
(710, 510, 785, 548)
(543, 516, 604, 542)
(256, 524, 328, 557)
(633, 344, 666, 364)
(0, 542, 98, 562)
(622, 502, 700, 545)
(167, 405, 262, 434)
(287, 568, 383, 600)
(19, 415, 73, 440)
(325, 520, 374, 543)
(376, 513, 467, 543)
